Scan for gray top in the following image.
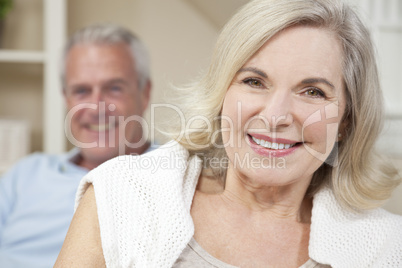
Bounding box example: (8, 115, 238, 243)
(173, 238, 329, 268)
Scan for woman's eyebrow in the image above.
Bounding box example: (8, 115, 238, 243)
(237, 68, 335, 90)
(237, 67, 268, 78)
(301, 78, 335, 89)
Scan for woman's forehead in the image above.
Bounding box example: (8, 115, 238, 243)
(241, 26, 343, 83)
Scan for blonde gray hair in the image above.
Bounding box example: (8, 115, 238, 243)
(61, 24, 150, 90)
(167, 0, 401, 210)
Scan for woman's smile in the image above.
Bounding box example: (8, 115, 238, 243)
(247, 133, 302, 157)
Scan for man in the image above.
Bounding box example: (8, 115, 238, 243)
(0, 24, 153, 267)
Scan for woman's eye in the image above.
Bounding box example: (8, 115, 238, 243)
(243, 78, 263, 88)
(305, 88, 325, 98)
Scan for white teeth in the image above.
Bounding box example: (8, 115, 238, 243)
(88, 124, 111, 131)
(272, 142, 279, 149)
(251, 136, 295, 150)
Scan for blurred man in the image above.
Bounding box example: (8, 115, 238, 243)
(0, 24, 153, 268)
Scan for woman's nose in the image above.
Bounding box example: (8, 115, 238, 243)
(260, 89, 294, 129)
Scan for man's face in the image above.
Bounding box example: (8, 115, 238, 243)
(64, 43, 150, 169)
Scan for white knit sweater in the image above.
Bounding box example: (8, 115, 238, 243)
(75, 141, 402, 268)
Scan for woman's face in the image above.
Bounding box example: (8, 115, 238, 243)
(221, 25, 346, 188)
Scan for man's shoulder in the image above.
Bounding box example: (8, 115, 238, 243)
(1, 152, 72, 181)
(14, 152, 66, 169)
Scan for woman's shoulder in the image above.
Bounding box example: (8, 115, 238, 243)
(74, 141, 202, 267)
(74, 140, 195, 209)
(310, 187, 402, 267)
(312, 187, 402, 240)
(313, 187, 402, 226)
(86, 140, 190, 178)
(77, 140, 203, 205)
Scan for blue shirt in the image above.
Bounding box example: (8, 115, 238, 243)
(0, 144, 157, 268)
(0, 149, 88, 268)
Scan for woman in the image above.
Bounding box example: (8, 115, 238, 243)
(56, 0, 402, 267)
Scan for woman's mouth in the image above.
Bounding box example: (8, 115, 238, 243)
(251, 136, 297, 150)
(248, 134, 302, 157)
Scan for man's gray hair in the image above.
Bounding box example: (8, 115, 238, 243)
(61, 24, 150, 89)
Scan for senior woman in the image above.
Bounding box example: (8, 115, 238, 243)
(56, 0, 402, 267)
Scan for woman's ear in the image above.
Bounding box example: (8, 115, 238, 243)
(337, 119, 349, 142)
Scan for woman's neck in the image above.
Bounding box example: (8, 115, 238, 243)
(222, 168, 313, 222)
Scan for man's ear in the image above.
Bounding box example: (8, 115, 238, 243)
(141, 80, 152, 111)
(62, 88, 68, 102)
